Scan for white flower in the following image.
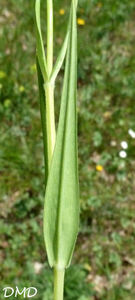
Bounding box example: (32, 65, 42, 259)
(33, 262, 43, 274)
(120, 141, 128, 149)
(119, 150, 127, 158)
(128, 129, 135, 138)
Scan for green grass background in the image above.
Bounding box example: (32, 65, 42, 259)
(0, 0, 135, 299)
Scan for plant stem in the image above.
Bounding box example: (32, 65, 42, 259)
(54, 267, 65, 300)
(47, 0, 53, 76)
(45, 0, 55, 169)
(44, 82, 56, 169)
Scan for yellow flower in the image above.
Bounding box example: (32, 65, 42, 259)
(19, 85, 25, 92)
(0, 71, 6, 79)
(59, 9, 65, 15)
(77, 18, 85, 26)
(96, 165, 103, 172)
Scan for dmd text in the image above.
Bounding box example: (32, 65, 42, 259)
(3, 287, 37, 298)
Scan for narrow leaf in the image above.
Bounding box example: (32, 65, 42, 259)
(50, 32, 69, 83)
(44, 0, 79, 268)
(35, 0, 48, 81)
(36, 57, 48, 186)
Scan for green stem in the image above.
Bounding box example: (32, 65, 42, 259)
(47, 0, 53, 76)
(54, 267, 65, 300)
(45, 0, 55, 170)
(44, 82, 56, 169)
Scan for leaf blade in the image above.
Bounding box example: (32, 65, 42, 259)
(35, 0, 48, 81)
(36, 57, 49, 187)
(50, 32, 69, 83)
(44, 0, 79, 269)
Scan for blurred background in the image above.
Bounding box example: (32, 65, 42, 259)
(0, 0, 135, 299)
